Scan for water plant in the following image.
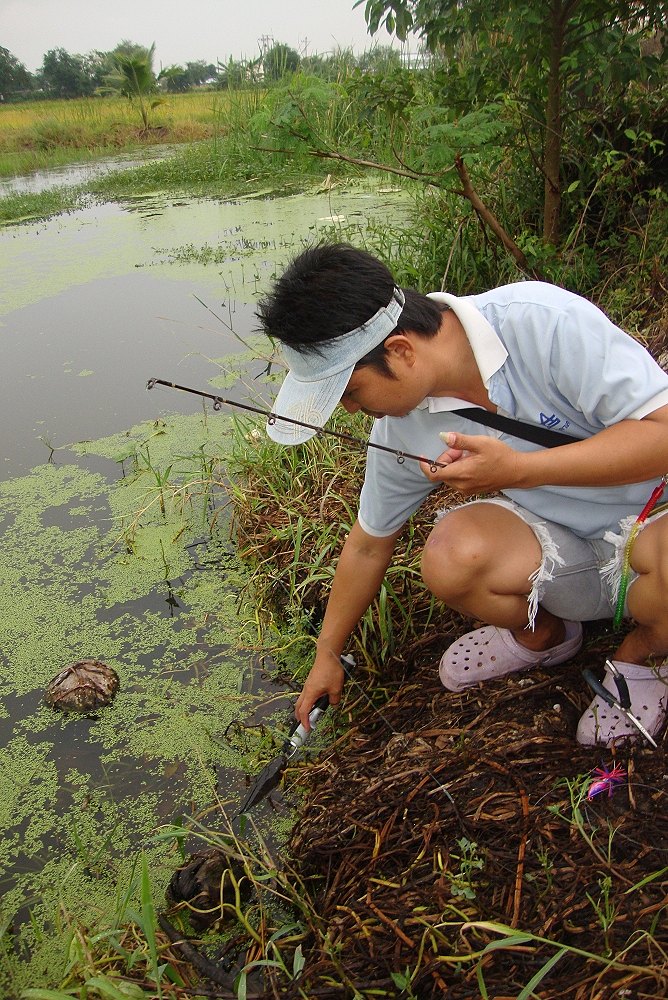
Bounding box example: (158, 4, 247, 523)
(0, 412, 278, 995)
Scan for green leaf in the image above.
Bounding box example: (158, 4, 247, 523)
(480, 932, 533, 952)
(293, 943, 305, 975)
(390, 971, 410, 988)
(139, 854, 161, 997)
(85, 977, 149, 999)
(235, 970, 247, 1000)
(475, 961, 490, 999)
(21, 992, 78, 1000)
(516, 947, 568, 999)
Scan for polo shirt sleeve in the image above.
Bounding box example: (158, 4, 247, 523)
(358, 420, 439, 537)
(504, 296, 668, 426)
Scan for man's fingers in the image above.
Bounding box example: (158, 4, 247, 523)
(439, 431, 474, 451)
(419, 445, 465, 481)
(296, 688, 339, 729)
(295, 656, 346, 729)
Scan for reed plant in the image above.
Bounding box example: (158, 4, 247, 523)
(18, 856, 188, 999)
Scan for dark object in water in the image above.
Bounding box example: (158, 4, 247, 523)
(45, 659, 119, 712)
(166, 845, 251, 931)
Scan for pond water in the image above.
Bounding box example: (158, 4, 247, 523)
(0, 144, 182, 197)
(0, 176, 410, 990)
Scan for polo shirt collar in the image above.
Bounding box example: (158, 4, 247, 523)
(417, 291, 508, 413)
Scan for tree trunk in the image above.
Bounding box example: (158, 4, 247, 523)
(543, 1, 566, 244)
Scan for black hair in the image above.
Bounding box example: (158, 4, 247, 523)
(256, 242, 445, 377)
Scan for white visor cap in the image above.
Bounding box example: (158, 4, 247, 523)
(267, 287, 405, 444)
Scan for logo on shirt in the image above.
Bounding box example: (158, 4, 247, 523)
(540, 412, 565, 429)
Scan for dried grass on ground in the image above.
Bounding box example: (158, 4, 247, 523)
(282, 627, 668, 998)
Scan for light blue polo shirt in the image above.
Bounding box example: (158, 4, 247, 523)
(358, 281, 668, 539)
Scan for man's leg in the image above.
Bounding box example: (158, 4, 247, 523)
(421, 501, 585, 692)
(422, 501, 566, 647)
(576, 512, 668, 745)
(615, 513, 668, 664)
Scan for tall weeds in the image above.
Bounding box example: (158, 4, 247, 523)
(226, 409, 447, 678)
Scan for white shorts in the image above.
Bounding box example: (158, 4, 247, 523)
(437, 497, 667, 626)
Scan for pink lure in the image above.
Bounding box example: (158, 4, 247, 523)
(587, 763, 627, 801)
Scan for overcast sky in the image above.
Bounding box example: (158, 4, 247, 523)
(1, 0, 400, 73)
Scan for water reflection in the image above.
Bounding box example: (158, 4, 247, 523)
(0, 269, 262, 479)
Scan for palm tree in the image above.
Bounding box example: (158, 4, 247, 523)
(103, 42, 159, 130)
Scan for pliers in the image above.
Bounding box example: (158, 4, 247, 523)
(237, 653, 356, 815)
(583, 660, 658, 748)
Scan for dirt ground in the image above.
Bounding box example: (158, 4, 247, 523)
(281, 622, 668, 998)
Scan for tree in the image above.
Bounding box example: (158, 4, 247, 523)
(184, 60, 218, 87)
(101, 42, 159, 129)
(355, 44, 403, 74)
(159, 60, 218, 92)
(359, 0, 667, 243)
(0, 46, 32, 99)
(82, 50, 111, 92)
(159, 64, 191, 92)
(40, 48, 96, 98)
(263, 43, 300, 81)
(216, 54, 262, 88)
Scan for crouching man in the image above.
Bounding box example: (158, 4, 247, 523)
(256, 243, 668, 746)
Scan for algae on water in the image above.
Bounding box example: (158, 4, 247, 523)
(0, 410, 279, 992)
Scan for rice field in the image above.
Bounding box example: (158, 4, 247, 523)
(0, 90, 247, 176)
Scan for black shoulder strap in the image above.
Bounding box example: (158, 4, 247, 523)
(452, 408, 581, 449)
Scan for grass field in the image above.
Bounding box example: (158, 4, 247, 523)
(0, 90, 245, 177)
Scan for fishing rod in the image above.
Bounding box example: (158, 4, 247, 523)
(147, 377, 446, 472)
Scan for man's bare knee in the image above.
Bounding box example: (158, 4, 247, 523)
(421, 503, 544, 604)
(421, 511, 489, 600)
(626, 515, 668, 634)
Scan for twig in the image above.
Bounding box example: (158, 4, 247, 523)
(157, 914, 240, 992)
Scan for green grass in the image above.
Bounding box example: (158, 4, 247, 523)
(0, 184, 86, 225)
(224, 405, 448, 683)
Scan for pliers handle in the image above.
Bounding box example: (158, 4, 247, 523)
(582, 661, 657, 748)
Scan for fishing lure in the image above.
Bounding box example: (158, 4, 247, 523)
(586, 763, 627, 801)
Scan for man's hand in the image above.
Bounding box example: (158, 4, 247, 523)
(419, 431, 524, 495)
(294, 650, 346, 730)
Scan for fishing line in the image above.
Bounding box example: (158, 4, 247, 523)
(147, 377, 446, 472)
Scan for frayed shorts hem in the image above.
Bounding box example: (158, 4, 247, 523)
(434, 497, 662, 627)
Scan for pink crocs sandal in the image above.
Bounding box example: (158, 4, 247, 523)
(439, 620, 583, 692)
(577, 659, 668, 746)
